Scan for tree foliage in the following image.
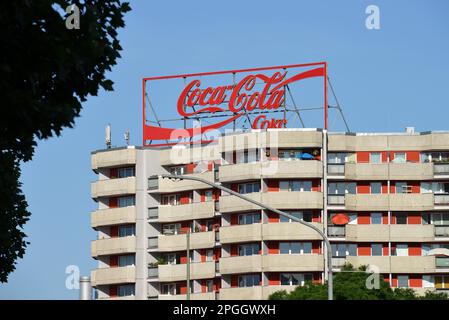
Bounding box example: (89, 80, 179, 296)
(0, 0, 130, 282)
(269, 264, 448, 300)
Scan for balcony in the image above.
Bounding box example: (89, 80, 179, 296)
(91, 177, 136, 199)
(434, 194, 449, 205)
(261, 285, 298, 299)
(91, 236, 136, 258)
(262, 254, 324, 272)
(158, 292, 216, 300)
(346, 256, 436, 273)
(345, 225, 390, 242)
(345, 194, 434, 211)
(158, 202, 215, 223)
(219, 224, 262, 244)
(91, 147, 136, 171)
(435, 226, 449, 237)
(91, 206, 136, 228)
(389, 194, 434, 211)
(157, 231, 215, 252)
(219, 193, 262, 213)
(262, 222, 324, 241)
(219, 286, 263, 300)
(262, 192, 323, 210)
(389, 224, 435, 242)
(219, 161, 322, 183)
(434, 163, 449, 175)
(390, 256, 435, 273)
(150, 171, 215, 193)
(219, 256, 263, 274)
(158, 261, 215, 281)
(327, 164, 345, 176)
(327, 225, 346, 237)
(346, 256, 390, 273)
(345, 162, 433, 181)
(91, 266, 135, 286)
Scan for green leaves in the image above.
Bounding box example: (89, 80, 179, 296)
(269, 263, 448, 300)
(0, 0, 130, 282)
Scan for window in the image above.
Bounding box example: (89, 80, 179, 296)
(279, 149, 303, 160)
(169, 165, 186, 175)
(393, 153, 406, 163)
(205, 220, 214, 231)
(238, 243, 260, 256)
(280, 180, 312, 192)
(238, 182, 260, 194)
(397, 275, 409, 288)
(332, 243, 357, 257)
(370, 182, 382, 194)
(118, 284, 135, 297)
(162, 223, 181, 235)
(238, 212, 261, 225)
(395, 244, 408, 256)
(327, 153, 347, 164)
(328, 182, 356, 194)
(431, 212, 449, 226)
(165, 253, 178, 265)
(206, 250, 214, 262)
(118, 196, 135, 207)
(205, 280, 214, 293)
(117, 167, 134, 178)
(161, 284, 176, 295)
(161, 194, 181, 206)
(395, 213, 407, 225)
(238, 274, 261, 287)
(395, 182, 409, 194)
(280, 273, 313, 286)
(118, 255, 135, 267)
(280, 211, 312, 223)
(370, 153, 382, 164)
(280, 242, 312, 254)
(371, 244, 383, 256)
(118, 225, 135, 237)
(204, 190, 213, 202)
(370, 213, 382, 224)
(236, 149, 260, 164)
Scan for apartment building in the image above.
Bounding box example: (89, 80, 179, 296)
(90, 129, 449, 300)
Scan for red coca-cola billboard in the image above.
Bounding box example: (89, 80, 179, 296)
(142, 62, 327, 147)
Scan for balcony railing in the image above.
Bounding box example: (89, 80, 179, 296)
(148, 267, 158, 278)
(148, 237, 158, 249)
(435, 194, 449, 205)
(327, 225, 346, 237)
(148, 207, 158, 219)
(435, 226, 449, 237)
(327, 194, 345, 205)
(436, 257, 449, 268)
(327, 164, 345, 175)
(434, 164, 449, 175)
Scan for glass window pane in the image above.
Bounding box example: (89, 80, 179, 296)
(303, 242, 312, 254)
(370, 153, 381, 164)
(291, 181, 301, 191)
(303, 181, 312, 192)
(397, 275, 409, 288)
(371, 182, 382, 194)
(280, 273, 290, 285)
(280, 214, 289, 223)
(253, 183, 260, 193)
(291, 242, 301, 254)
(371, 213, 382, 224)
(371, 244, 383, 256)
(291, 273, 301, 285)
(280, 242, 290, 254)
(303, 212, 313, 222)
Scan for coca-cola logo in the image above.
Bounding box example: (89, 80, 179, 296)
(143, 65, 325, 146)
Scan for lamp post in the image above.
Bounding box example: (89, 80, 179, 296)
(150, 174, 333, 300)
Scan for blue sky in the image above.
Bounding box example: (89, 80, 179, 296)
(0, 0, 448, 299)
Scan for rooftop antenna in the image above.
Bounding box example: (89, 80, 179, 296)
(105, 124, 112, 149)
(124, 130, 130, 146)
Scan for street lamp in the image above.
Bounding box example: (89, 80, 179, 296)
(150, 173, 333, 300)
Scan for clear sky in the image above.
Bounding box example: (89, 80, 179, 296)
(0, 0, 448, 299)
